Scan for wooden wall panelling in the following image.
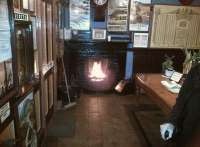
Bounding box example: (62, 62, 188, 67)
(44, 79, 48, 116)
(33, 89, 41, 133)
(46, 3, 54, 110)
(40, 0, 49, 119)
(52, 0, 58, 111)
(132, 48, 185, 73)
(48, 74, 53, 109)
(35, 0, 47, 138)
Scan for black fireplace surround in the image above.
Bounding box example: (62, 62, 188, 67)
(64, 41, 127, 92)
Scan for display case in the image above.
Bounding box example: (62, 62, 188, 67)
(15, 20, 34, 86)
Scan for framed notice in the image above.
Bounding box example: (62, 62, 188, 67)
(151, 5, 200, 49)
(16, 91, 37, 147)
(129, 0, 151, 31)
(0, 0, 12, 62)
(107, 0, 129, 32)
(0, 102, 10, 124)
(133, 33, 149, 47)
(92, 29, 106, 40)
(70, 0, 90, 30)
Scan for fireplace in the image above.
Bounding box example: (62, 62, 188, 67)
(64, 41, 127, 92)
(83, 57, 116, 91)
(88, 59, 107, 82)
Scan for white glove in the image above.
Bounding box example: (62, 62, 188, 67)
(160, 123, 175, 141)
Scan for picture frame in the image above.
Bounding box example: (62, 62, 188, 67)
(133, 32, 149, 48)
(14, 90, 37, 147)
(129, 0, 151, 31)
(107, 0, 129, 32)
(92, 29, 106, 40)
(69, 0, 90, 30)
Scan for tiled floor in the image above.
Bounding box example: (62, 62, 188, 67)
(46, 93, 150, 147)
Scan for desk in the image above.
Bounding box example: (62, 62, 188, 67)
(135, 73, 178, 115)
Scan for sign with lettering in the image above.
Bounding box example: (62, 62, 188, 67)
(0, 102, 10, 123)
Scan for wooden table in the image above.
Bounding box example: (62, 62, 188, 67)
(135, 73, 178, 115)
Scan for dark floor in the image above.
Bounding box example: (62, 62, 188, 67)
(46, 93, 162, 147)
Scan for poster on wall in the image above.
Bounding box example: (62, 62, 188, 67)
(133, 33, 149, 47)
(129, 0, 150, 31)
(92, 29, 106, 40)
(151, 5, 200, 49)
(0, 0, 12, 63)
(107, 0, 129, 32)
(0, 121, 15, 146)
(70, 0, 90, 30)
(17, 92, 37, 147)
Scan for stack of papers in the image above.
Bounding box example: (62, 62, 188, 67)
(161, 80, 181, 94)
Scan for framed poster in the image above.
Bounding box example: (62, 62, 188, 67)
(0, 121, 15, 146)
(92, 29, 106, 40)
(151, 5, 200, 49)
(107, 0, 129, 32)
(0, 0, 12, 63)
(16, 91, 37, 147)
(129, 0, 150, 31)
(133, 33, 149, 47)
(70, 0, 90, 30)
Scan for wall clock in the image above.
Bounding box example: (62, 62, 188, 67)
(93, 0, 107, 6)
(179, 0, 193, 5)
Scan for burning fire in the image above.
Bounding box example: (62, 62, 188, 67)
(89, 61, 106, 82)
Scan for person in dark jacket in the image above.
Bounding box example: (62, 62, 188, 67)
(160, 63, 200, 147)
